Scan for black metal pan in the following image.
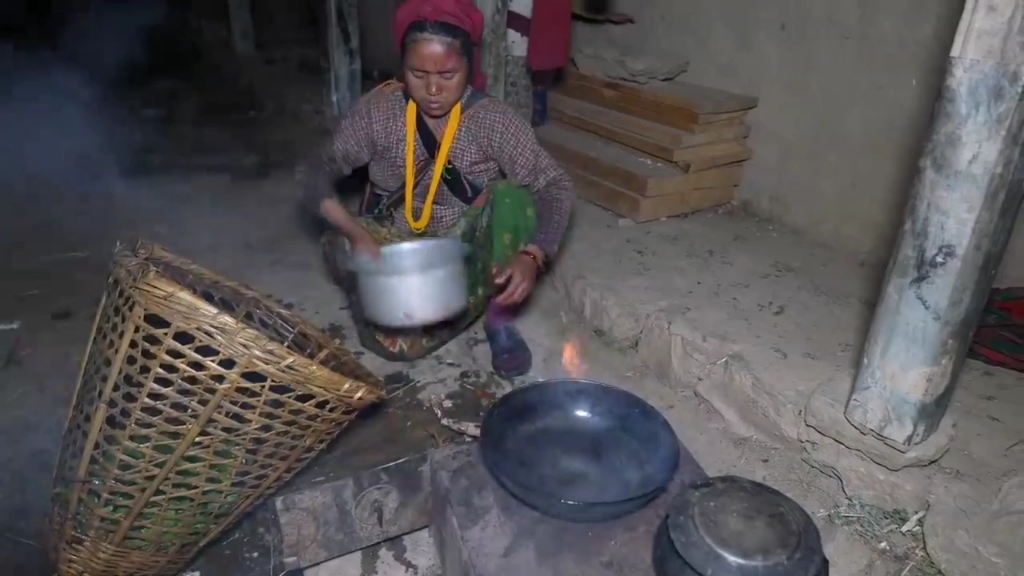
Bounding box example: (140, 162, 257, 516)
(480, 378, 680, 523)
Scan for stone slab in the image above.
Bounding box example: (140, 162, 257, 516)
(276, 451, 433, 571)
(303, 528, 441, 576)
(429, 443, 708, 576)
(552, 202, 954, 482)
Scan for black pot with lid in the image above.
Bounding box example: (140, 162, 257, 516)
(653, 475, 828, 576)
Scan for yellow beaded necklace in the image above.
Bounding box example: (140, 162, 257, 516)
(405, 100, 463, 233)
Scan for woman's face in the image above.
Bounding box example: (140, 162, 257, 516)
(402, 36, 469, 118)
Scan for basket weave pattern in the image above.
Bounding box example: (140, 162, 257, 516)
(50, 241, 384, 576)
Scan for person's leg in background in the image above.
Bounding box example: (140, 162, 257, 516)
(531, 68, 559, 127)
(526, 0, 634, 127)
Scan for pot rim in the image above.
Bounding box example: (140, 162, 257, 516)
(350, 237, 470, 275)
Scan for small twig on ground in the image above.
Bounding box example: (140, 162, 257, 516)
(899, 510, 927, 533)
(827, 499, 941, 575)
(37, 251, 90, 262)
(695, 355, 730, 380)
(427, 428, 441, 448)
(2, 532, 41, 549)
(386, 380, 418, 399)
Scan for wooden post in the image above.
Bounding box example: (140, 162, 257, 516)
(227, 0, 256, 56)
(505, 0, 534, 120)
(846, 0, 1024, 448)
(326, 0, 362, 116)
(476, 0, 509, 101)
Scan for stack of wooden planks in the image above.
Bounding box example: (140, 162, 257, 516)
(536, 70, 758, 222)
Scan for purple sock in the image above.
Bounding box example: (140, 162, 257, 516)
(485, 302, 518, 329)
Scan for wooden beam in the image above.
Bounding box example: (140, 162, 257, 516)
(555, 77, 750, 133)
(326, 0, 361, 116)
(227, 0, 256, 56)
(846, 0, 1024, 448)
(537, 123, 743, 196)
(504, 0, 534, 119)
(548, 93, 752, 156)
(566, 169, 735, 223)
(565, 70, 759, 116)
(476, 0, 509, 100)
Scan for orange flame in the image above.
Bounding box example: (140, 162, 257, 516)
(561, 337, 586, 378)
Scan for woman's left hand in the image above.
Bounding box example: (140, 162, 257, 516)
(493, 253, 540, 305)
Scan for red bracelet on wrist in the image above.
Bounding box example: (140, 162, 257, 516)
(518, 249, 545, 272)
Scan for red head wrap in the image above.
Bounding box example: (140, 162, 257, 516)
(393, 0, 488, 92)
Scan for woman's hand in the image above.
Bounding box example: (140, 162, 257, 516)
(320, 197, 381, 258)
(350, 228, 382, 259)
(494, 253, 540, 305)
(318, 197, 381, 258)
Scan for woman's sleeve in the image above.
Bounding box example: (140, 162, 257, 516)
(296, 94, 379, 214)
(480, 106, 574, 258)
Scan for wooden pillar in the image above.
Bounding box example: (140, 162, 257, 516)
(476, 0, 509, 101)
(326, 0, 361, 116)
(504, 0, 534, 121)
(846, 0, 1024, 448)
(227, 0, 256, 55)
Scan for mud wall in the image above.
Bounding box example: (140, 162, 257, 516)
(572, 0, 1024, 286)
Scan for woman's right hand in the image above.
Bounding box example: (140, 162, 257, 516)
(350, 229, 382, 259)
(319, 197, 381, 259)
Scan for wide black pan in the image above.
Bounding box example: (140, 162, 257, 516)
(480, 378, 680, 523)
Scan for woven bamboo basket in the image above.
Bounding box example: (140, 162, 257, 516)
(49, 240, 385, 576)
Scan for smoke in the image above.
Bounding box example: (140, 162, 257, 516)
(58, 0, 168, 82)
(0, 1, 166, 248)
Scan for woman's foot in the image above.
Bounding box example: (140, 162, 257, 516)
(485, 323, 533, 379)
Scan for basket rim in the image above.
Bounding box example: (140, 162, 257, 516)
(113, 239, 385, 399)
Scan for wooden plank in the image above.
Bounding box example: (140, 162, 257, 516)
(556, 81, 701, 130)
(550, 105, 681, 162)
(538, 123, 684, 196)
(566, 69, 758, 115)
(555, 80, 748, 133)
(539, 123, 744, 197)
(548, 93, 752, 155)
(228, 0, 256, 56)
(327, 0, 361, 115)
(682, 163, 745, 188)
(695, 115, 748, 133)
(476, 0, 509, 102)
(676, 141, 754, 173)
(567, 169, 735, 222)
(686, 115, 747, 133)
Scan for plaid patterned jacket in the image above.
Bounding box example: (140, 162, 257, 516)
(298, 85, 574, 257)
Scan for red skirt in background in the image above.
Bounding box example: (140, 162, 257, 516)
(505, 0, 573, 73)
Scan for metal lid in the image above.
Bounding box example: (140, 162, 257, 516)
(666, 476, 826, 576)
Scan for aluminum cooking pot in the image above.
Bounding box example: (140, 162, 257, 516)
(348, 237, 470, 328)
